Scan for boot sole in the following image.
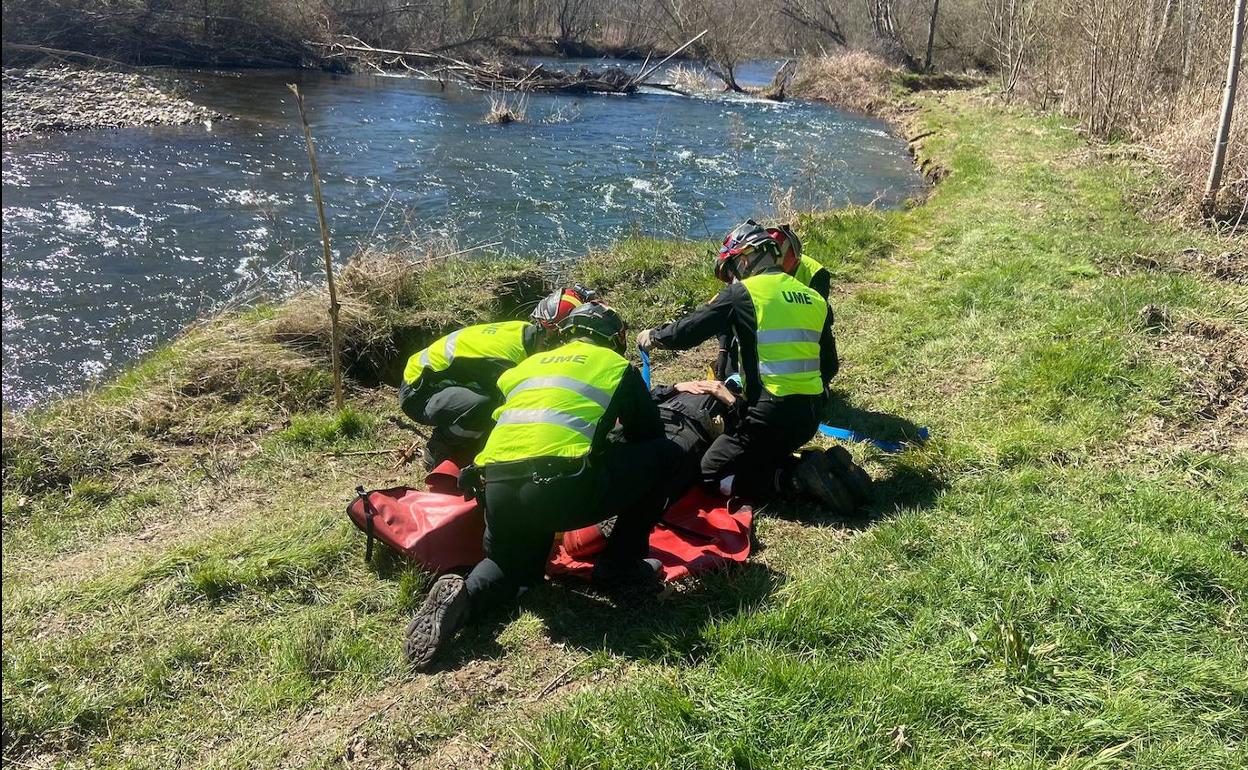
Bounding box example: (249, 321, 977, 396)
(824, 446, 873, 504)
(795, 452, 855, 514)
(591, 558, 663, 595)
(403, 574, 468, 669)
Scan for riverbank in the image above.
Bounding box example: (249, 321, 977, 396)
(2, 66, 224, 137)
(3, 89, 1245, 769)
(2, 65, 916, 411)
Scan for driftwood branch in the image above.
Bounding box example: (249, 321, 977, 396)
(307, 36, 700, 96)
(761, 59, 797, 101)
(1, 42, 134, 68)
(629, 28, 708, 86)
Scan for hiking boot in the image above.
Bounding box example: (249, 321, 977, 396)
(592, 556, 663, 592)
(822, 446, 873, 505)
(420, 444, 442, 471)
(792, 450, 856, 514)
(403, 574, 471, 669)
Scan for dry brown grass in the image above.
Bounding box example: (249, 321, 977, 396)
(666, 63, 714, 93)
(789, 51, 898, 116)
(484, 93, 528, 124)
(1147, 92, 1248, 230)
(1, 248, 549, 494)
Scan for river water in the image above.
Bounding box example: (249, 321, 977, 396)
(1, 64, 921, 409)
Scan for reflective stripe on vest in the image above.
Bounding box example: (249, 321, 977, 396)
(503, 375, 614, 411)
(475, 340, 629, 465)
(756, 328, 822, 345)
(494, 409, 596, 441)
(742, 271, 828, 397)
(759, 358, 821, 375)
(402, 321, 530, 385)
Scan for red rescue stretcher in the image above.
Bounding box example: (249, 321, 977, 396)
(347, 461, 753, 582)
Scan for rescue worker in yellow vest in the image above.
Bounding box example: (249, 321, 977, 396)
(404, 303, 681, 669)
(714, 221, 831, 380)
(399, 285, 594, 469)
(638, 220, 846, 507)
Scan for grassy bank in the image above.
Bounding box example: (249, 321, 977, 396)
(3, 90, 1245, 769)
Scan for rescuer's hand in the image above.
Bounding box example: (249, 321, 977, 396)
(636, 328, 654, 351)
(674, 380, 737, 406)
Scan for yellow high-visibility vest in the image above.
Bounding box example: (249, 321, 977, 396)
(741, 272, 827, 397)
(474, 340, 628, 465)
(793, 255, 825, 289)
(402, 321, 531, 386)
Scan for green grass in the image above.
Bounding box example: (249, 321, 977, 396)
(2, 91, 1245, 768)
(513, 97, 1247, 766)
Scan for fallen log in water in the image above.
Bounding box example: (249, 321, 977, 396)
(307, 33, 708, 96)
(461, 60, 637, 94)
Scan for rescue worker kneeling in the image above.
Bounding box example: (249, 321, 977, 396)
(637, 220, 847, 508)
(715, 221, 830, 381)
(404, 302, 681, 669)
(399, 285, 593, 468)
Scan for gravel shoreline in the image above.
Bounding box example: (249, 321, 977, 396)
(2, 66, 225, 138)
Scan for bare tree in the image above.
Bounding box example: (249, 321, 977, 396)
(655, 0, 766, 92)
(780, 0, 848, 47)
(982, 0, 1037, 98)
(1204, 0, 1246, 210)
(544, 0, 598, 51)
(866, 0, 918, 68)
(923, 0, 940, 70)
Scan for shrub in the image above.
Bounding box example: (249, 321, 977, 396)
(789, 52, 899, 116)
(1149, 93, 1248, 227)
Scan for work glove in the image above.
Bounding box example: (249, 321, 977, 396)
(636, 328, 654, 351)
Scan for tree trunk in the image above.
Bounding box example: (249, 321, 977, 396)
(924, 0, 941, 71)
(1204, 0, 1246, 210)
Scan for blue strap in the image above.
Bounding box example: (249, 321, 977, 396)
(819, 424, 930, 453)
(640, 348, 652, 389)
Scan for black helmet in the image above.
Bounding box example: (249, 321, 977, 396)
(715, 219, 779, 282)
(531, 284, 596, 331)
(557, 302, 627, 352)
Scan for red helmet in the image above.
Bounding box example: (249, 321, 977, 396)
(767, 223, 802, 274)
(715, 219, 780, 282)
(531, 284, 596, 330)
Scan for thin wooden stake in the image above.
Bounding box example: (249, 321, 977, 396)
(1204, 0, 1246, 212)
(288, 83, 345, 413)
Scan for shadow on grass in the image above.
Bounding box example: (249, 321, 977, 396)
(823, 389, 928, 444)
(752, 457, 946, 556)
(436, 561, 783, 669)
(411, 392, 945, 672)
(423, 453, 943, 671)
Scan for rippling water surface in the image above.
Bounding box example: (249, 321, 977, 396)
(2, 65, 920, 409)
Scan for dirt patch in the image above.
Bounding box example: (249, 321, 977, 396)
(1173, 248, 1246, 285)
(1107, 248, 1246, 285)
(1154, 315, 1248, 451)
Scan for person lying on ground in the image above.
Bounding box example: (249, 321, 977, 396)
(650, 379, 740, 503)
(715, 221, 831, 380)
(637, 220, 852, 510)
(403, 302, 682, 669)
(398, 285, 595, 468)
